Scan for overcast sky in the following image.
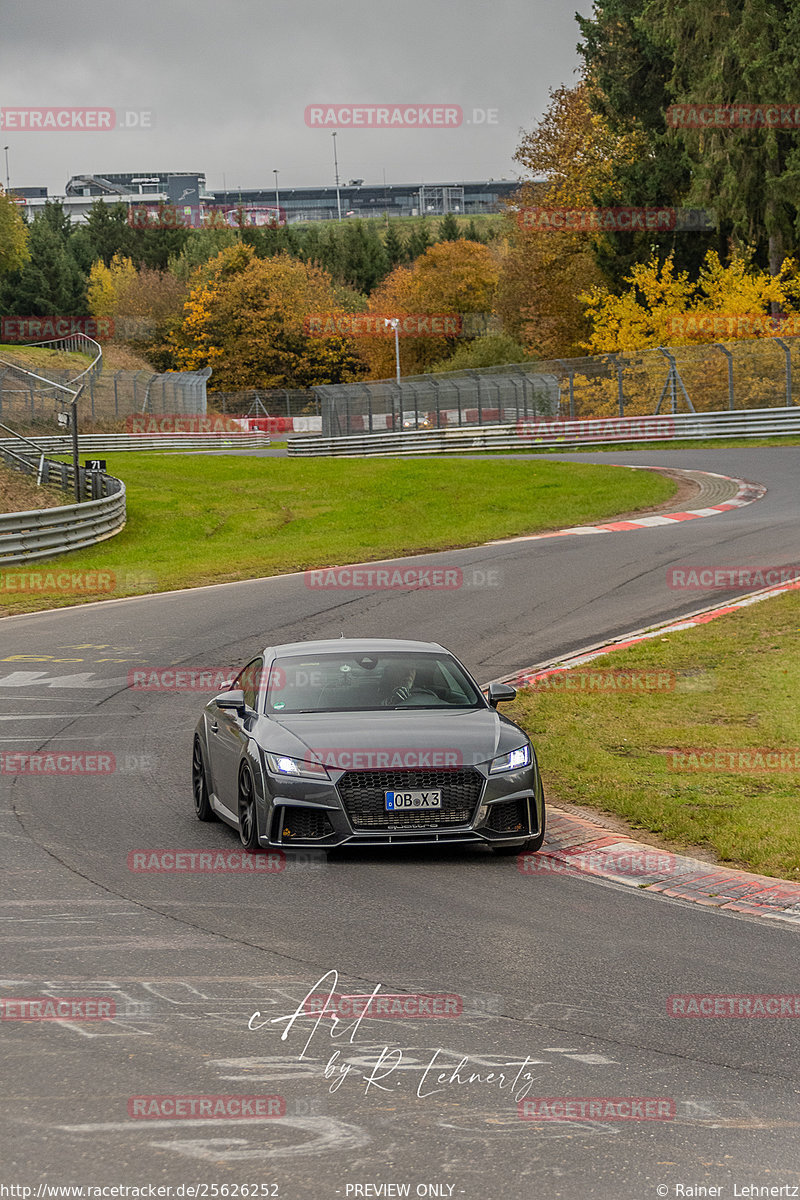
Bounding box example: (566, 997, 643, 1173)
(0, 0, 583, 196)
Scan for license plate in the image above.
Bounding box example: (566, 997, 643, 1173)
(385, 790, 442, 811)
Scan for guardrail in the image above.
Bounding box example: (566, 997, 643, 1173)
(0, 485, 127, 564)
(287, 406, 800, 456)
(0, 432, 272, 454)
(0, 434, 126, 565)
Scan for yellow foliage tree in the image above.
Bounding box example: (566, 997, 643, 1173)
(87, 253, 137, 318)
(170, 248, 363, 389)
(581, 250, 797, 353)
(0, 191, 30, 276)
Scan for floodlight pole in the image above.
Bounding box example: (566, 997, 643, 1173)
(332, 132, 342, 220)
(385, 318, 401, 382)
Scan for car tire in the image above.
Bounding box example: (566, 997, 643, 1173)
(192, 737, 216, 822)
(238, 766, 260, 851)
(491, 796, 546, 855)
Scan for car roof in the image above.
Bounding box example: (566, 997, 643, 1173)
(267, 637, 449, 659)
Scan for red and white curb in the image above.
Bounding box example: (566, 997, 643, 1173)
(488, 471, 766, 545)
(499, 580, 800, 924)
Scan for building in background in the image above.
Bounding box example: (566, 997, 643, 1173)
(12, 172, 519, 224)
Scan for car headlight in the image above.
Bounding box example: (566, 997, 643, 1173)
(489, 745, 531, 774)
(265, 752, 329, 780)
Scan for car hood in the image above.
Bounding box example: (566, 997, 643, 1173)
(262, 707, 520, 770)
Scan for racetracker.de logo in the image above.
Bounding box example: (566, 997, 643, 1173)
(516, 416, 676, 441)
(518, 850, 679, 878)
(667, 103, 800, 128)
(518, 207, 676, 232)
(304, 313, 463, 337)
(127, 850, 290, 873)
(305, 104, 463, 128)
(518, 1097, 675, 1121)
(0, 108, 153, 131)
(0, 317, 114, 342)
(520, 670, 676, 692)
(1, 996, 116, 1020)
(668, 314, 800, 338)
(0, 753, 115, 775)
(309, 748, 462, 770)
(125, 414, 244, 434)
(0, 570, 116, 594)
(127, 668, 234, 692)
(128, 1095, 285, 1119)
(665, 748, 800, 772)
(667, 566, 800, 590)
(305, 567, 462, 590)
(304, 993, 463, 1018)
(668, 994, 800, 1017)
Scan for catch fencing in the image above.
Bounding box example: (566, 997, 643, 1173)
(311, 335, 800, 437)
(0, 342, 211, 423)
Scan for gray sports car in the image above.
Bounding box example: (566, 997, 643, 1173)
(192, 638, 545, 854)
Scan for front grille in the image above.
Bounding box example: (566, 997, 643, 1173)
(485, 798, 528, 835)
(337, 769, 483, 830)
(279, 806, 333, 841)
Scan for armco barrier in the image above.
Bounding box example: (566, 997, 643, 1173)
(287, 406, 800, 456)
(0, 432, 272, 454)
(0, 482, 126, 565)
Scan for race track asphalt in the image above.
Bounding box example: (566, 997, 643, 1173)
(2, 447, 799, 1199)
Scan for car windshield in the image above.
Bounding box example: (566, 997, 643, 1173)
(265, 651, 483, 713)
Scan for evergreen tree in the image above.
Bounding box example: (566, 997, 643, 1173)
(407, 219, 433, 260)
(576, 0, 716, 288)
(642, 0, 800, 277)
(335, 221, 389, 293)
(463, 219, 485, 243)
(383, 222, 407, 267)
(438, 212, 461, 242)
(1, 216, 86, 316)
(82, 201, 136, 267)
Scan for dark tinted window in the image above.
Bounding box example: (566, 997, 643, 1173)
(265, 651, 482, 713)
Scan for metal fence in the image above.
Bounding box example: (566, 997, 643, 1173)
(314, 364, 560, 437)
(0, 357, 211, 422)
(210, 388, 321, 419)
(311, 335, 800, 436)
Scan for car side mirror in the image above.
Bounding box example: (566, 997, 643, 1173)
(216, 688, 247, 714)
(487, 682, 517, 708)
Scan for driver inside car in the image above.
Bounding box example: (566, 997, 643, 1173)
(381, 664, 417, 705)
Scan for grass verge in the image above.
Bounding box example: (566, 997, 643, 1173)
(0, 454, 674, 615)
(509, 589, 800, 879)
(0, 464, 66, 514)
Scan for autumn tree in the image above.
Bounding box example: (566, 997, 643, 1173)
(496, 83, 617, 357)
(581, 248, 799, 353)
(356, 240, 500, 378)
(0, 192, 30, 277)
(87, 253, 137, 317)
(170, 246, 364, 389)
